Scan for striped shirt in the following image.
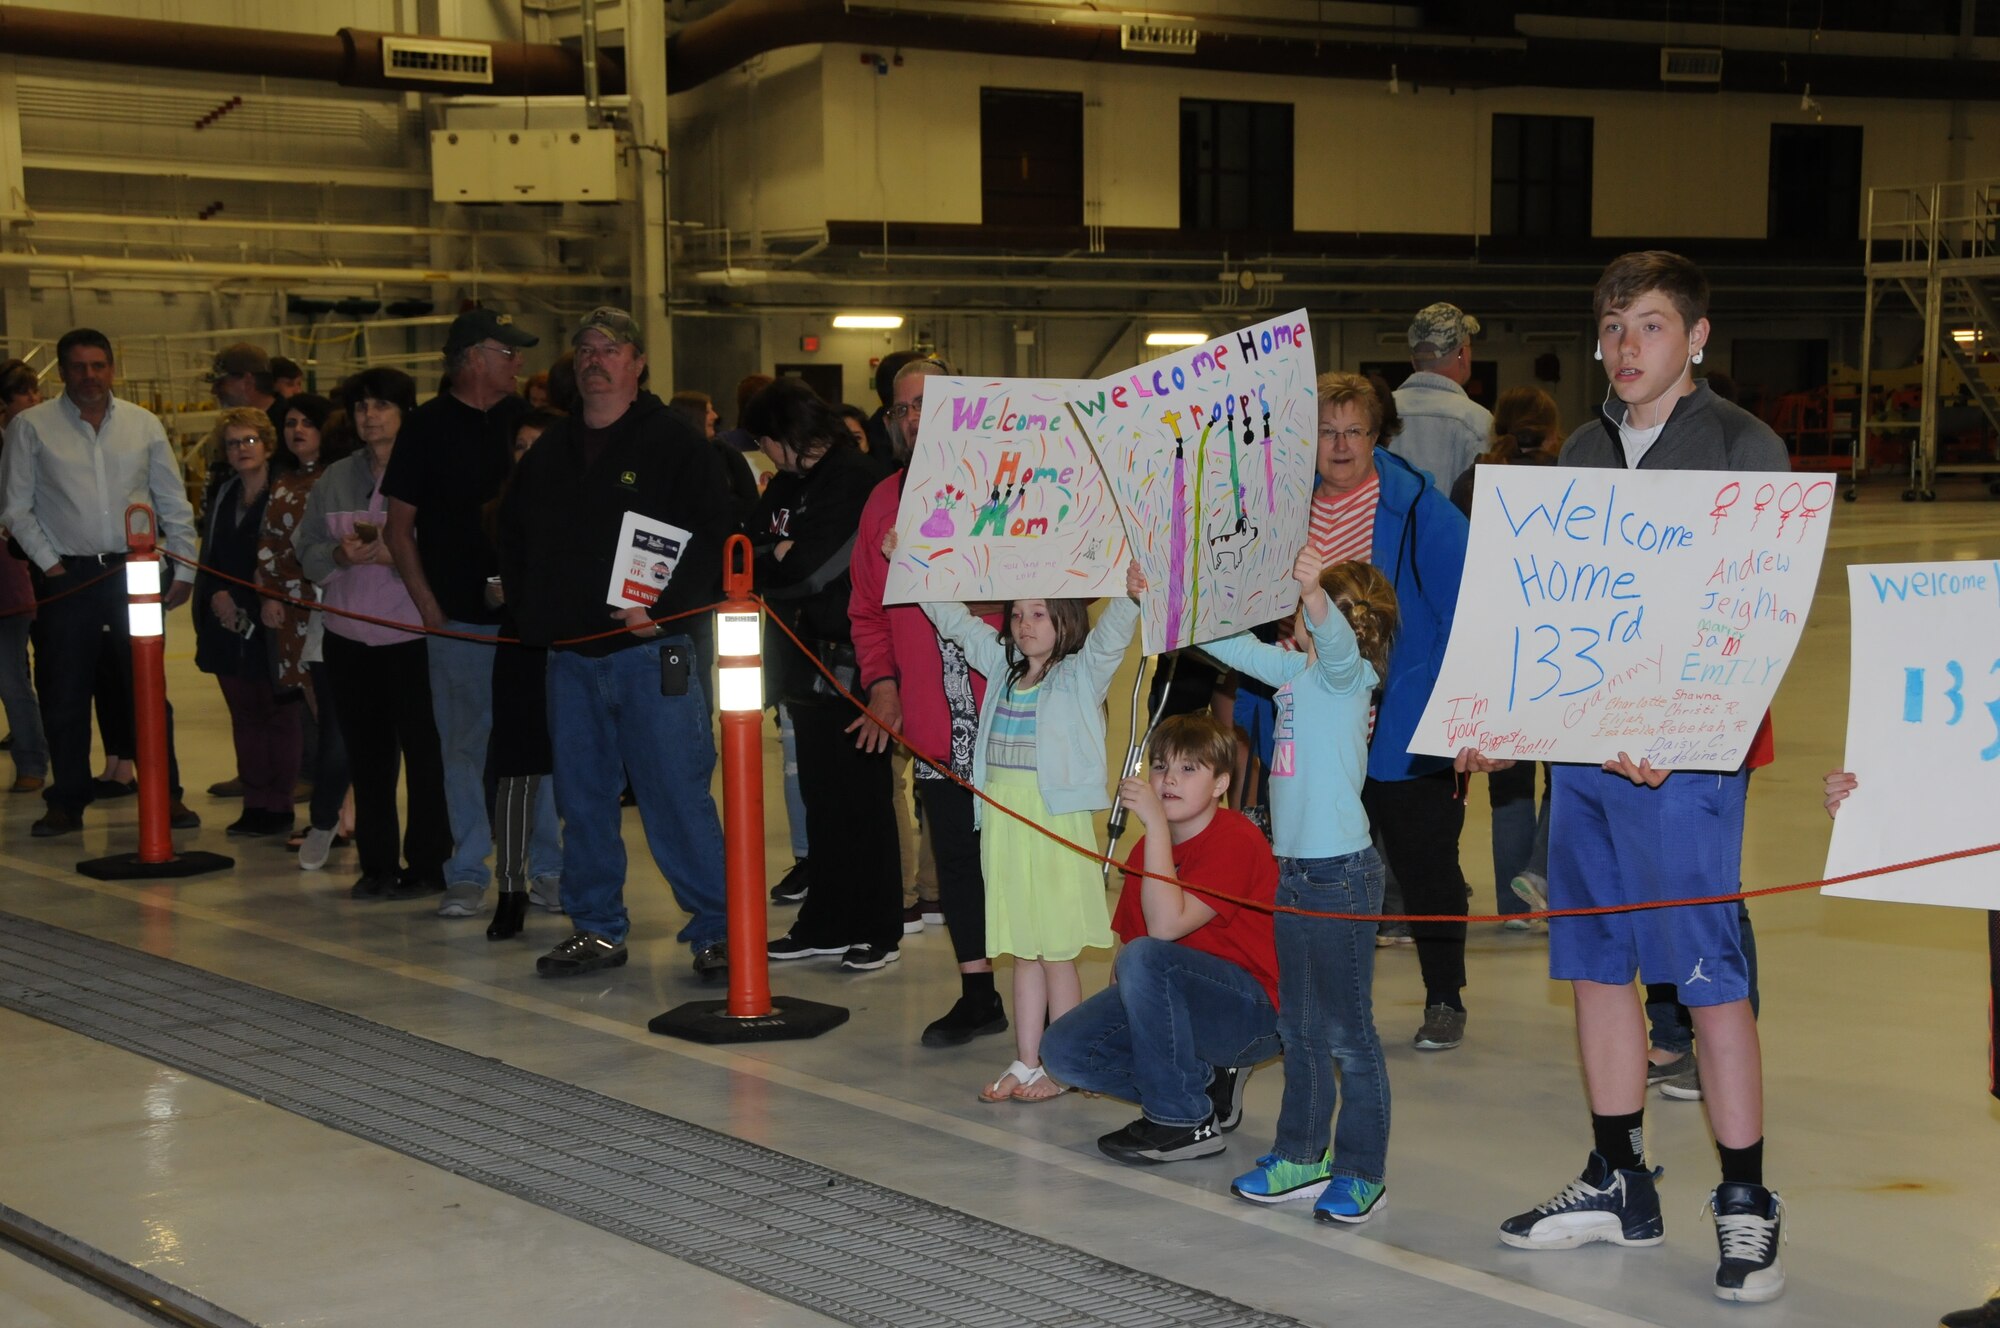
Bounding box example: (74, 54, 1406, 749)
(1307, 473, 1378, 566)
(986, 679, 1041, 771)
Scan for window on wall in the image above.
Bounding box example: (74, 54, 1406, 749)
(1180, 99, 1294, 232)
(1768, 124, 1863, 243)
(980, 88, 1084, 228)
(1490, 113, 1593, 238)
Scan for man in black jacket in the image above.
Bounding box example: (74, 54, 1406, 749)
(498, 308, 735, 979)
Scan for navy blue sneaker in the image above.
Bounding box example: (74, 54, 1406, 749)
(1500, 1152, 1665, 1249)
(1707, 1182, 1785, 1303)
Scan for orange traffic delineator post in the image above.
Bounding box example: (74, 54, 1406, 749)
(649, 533, 847, 1043)
(78, 506, 233, 881)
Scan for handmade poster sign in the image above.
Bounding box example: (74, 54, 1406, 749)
(1824, 560, 2000, 910)
(1409, 466, 1832, 769)
(884, 377, 1130, 602)
(1064, 310, 1318, 654)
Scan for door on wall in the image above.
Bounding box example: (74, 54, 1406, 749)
(775, 363, 843, 405)
(980, 88, 1084, 228)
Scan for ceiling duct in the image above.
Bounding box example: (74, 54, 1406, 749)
(1659, 47, 1725, 83)
(381, 37, 495, 85)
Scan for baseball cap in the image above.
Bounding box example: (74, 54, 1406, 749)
(444, 308, 540, 356)
(1407, 302, 1481, 356)
(209, 342, 271, 382)
(571, 306, 644, 354)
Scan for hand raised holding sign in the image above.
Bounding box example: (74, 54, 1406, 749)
(1603, 751, 1671, 787)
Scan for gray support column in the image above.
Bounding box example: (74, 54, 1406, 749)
(623, 0, 672, 371)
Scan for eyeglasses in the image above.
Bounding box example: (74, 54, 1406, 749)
(223, 435, 266, 449)
(472, 343, 522, 361)
(1318, 426, 1377, 444)
(886, 398, 924, 422)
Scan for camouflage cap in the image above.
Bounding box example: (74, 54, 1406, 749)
(1407, 302, 1481, 356)
(572, 306, 644, 354)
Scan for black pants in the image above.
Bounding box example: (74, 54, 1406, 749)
(916, 777, 986, 965)
(1362, 769, 1469, 999)
(789, 701, 902, 951)
(322, 633, 449, 879)
(30, 558, 182, 815)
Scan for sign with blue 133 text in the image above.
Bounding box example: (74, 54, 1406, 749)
(1408, 466, 1832, 769)
(1824, 560, 2000, 911)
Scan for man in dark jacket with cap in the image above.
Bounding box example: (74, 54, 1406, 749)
(383, 307, 550, 921)
(498, 307, 735, 979)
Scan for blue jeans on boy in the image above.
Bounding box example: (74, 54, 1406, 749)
(1043, 937, 1280, 1125)
(0, 615, 48, 779)
(546, 637, 726, 951)
(1272, 848, 1391, 1183)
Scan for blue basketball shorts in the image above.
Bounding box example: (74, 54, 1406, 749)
(1545, 763, 1751, 1006)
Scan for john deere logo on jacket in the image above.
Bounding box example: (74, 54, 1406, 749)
(619, 470, 638, 489)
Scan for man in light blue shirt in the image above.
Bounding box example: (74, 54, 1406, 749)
(1390, 302, 1494, 491)
(0, 328, 200, 837)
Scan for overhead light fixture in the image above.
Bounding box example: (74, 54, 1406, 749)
(832, 314, 903, 330)
(1145, 330, 1207, 347)
(1952, 329, 1979, 344)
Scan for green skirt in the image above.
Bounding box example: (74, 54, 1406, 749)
(980, 765, 1113, 961)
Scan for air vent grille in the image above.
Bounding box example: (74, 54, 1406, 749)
(1121, 23, 1198, 55)
(1660, 47, 1724, 83)
(383, 37, 494, 85)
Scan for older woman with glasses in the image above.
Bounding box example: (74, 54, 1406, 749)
(193, 407, 300, 838)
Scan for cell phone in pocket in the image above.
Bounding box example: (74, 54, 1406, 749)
(660, 642, 691, 697)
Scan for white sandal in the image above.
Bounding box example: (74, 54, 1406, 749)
(978, 1059, 1066, 1103)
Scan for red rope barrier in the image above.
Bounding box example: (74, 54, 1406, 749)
(156, 550, 723, 647)
(754, 598, 2000, 924)
(0, 563, 124, 619)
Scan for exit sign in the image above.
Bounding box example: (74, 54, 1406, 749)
(799, 335, 821, 353)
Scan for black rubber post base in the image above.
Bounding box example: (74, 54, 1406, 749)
(76, 851, 235, 881)
(648, 996, 849, 1044)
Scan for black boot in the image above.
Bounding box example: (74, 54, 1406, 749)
(487, 892, 529, 940)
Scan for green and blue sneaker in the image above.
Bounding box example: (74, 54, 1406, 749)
(1314, 1175, 1387, 1224)
(1229, 1150, 1333, 1204)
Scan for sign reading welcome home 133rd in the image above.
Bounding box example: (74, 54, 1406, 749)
(1408, 466, 1832, 771)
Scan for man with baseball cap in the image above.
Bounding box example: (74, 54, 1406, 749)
(1391, 302, 1493, 492)
(383, 307, 553, 921)
(497, 306, 735, 980)
(210, 342, 279, 418)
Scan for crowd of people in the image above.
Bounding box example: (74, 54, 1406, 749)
(7, 249, 1926, 1310)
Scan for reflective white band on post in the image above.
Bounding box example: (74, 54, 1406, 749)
(718, 664, 762, 713)
(128, 601, 164, 638)
(717, 610, 760, 657)
(125, 559, 161, 597)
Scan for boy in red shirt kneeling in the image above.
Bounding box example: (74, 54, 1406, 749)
(1043, 714, 1282, 1165)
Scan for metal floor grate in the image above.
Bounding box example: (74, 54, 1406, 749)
(0, 913, 1302, 1328)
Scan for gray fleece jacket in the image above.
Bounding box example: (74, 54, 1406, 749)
(1562, 381, 1788, 473)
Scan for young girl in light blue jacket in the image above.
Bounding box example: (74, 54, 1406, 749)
(916, 554, 1145, 1104)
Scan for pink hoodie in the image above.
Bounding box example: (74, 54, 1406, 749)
(849, 470, 997, 765)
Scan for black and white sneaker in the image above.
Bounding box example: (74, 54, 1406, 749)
(766, 933, 846, 962)
(1500, 1152, 1666, 1249)
(769, 859, 810, 904)
(535, 931, 628, 978)
(1097, 1114, 1225, 1165)
(839, 942, 900, 971)
(1707, 1182, 1785, 1303)
(1206, 1065, 1250, 1133)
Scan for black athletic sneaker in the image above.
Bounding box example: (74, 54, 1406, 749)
(691, 941, 728, 980)
(536, 931, 628, 977)
(769, 859, 810, 904)
(767, 932, 846, 961)
(1206, 1065, 1250, 1133)
(839, 942, 900, 971)
(1707, 1182, 1785, 1303)
(1097, 1114, 1225, 1165)
(920, 992, 1008, 1047)
(1500, 1152, 1666, 1249)
(1941, 1296, 2000, 1327)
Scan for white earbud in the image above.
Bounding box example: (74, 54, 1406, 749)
(1593, 344, 1603, 361)
(1691, 347, 1704, 365)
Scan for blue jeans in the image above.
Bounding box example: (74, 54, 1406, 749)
(778, 705, 809, 860)
(547, 638, 725, 950)
(0, 614, 47, 779)
(1042, 937, 1281, 1127)
(1272, 849, 1391, 1183)
(430, 623, 564, 889)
